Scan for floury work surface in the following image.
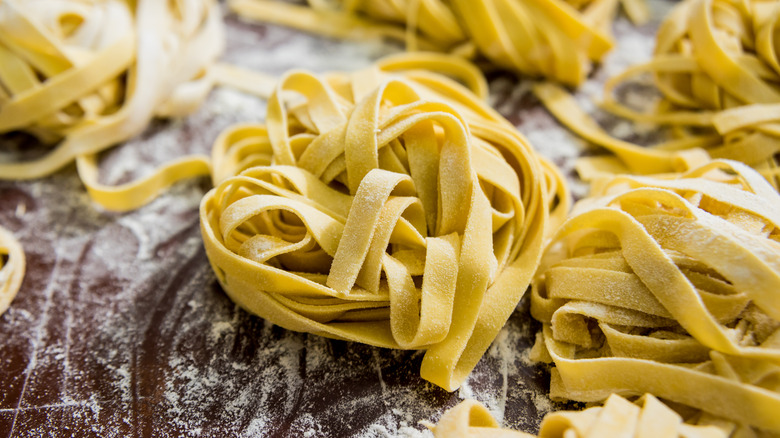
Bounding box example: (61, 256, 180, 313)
(0, 3, 673, 436)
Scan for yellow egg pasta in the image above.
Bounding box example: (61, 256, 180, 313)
(0, 225, 25, 317)
(530, 159, 780, 434)
(431, 394, 728, 437)
(200, 53, 570, 390)
(535, 0, 780, 188)
(0, 0, 223, 211)
(228, 0, 648, 87)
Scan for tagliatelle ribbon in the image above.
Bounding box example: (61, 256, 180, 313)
(535, 0, 780, 189)
(529, 159, 780, 433)
(228, 0, 648, 86)
(0, 225, 25, 317)
(430, 394, 729, 437)
(200, 53, 570, 390)
(0, 0, 224, 212)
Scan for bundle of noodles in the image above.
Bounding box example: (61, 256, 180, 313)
(530, 159, 780, 435)
(0, 225, 25, 317)
(432, 394, 728, 437)
(200, 53, 570, 390)
(535, 0, 780, 189)
(0, 0, 224, 211)
(228, 0, 648, 87)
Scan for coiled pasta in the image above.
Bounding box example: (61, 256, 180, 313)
(229, 0, 648, 86)
(535, 0, 780, 188)
(0, 225, 25, 317)
(0, 0, 224, 211)
(432, 394, 728, 437)
(200, 53, 570, 390)
(530, 159, 780, 434)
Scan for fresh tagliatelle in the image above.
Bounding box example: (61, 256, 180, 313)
(530, 160, 780, 435)
(200, 53, 570, 390)
(535, 0, 780, 188)
(0, 225, 25, 317)
(0, 0, 224, 211)
(431, 394, 727, 437)
(228, 0, 647, 87)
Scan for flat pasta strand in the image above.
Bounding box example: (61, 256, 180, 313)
(200, 53, 570, 390)
(430, 394, 728, 437)
(535, 0, 780, 188)
(0, 0, 223, 211)
(530, 159, 780, 434)
(0, 225, 25, 317)
(227, 0, 647, 86)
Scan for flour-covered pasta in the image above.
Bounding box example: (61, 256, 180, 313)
(0, 225, 25, 317)
(530, 160, 780, 434)
(201, 53, 569, 390)
(0, 0, 223, 211)
(431, 394, 728, 437)
(229, 0, 647, 86)
(535, 0, 780, 188)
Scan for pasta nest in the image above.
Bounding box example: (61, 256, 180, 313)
(229, 0, 647, 86)
(0, 225, 25, 317)
(0, 0, 223, 210)
(201, 54, 569, 391)
(530, 159, 780, 434)
(329, 0, 619, 86)
(647, 0, 779, 112)
(432, 394, 728, 437)
(562, 0, 780, 186)
(602, 0, 780, 116)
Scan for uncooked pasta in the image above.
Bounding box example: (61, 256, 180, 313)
(0, 0, 223, 211)
(200, 53, 570, 390)
(431, 394, 728, 437)
(0, 225, 25, 316)
(228, 0, 648, 86)
(530, 159, 780, 434)
(535, 0, 780, 188)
